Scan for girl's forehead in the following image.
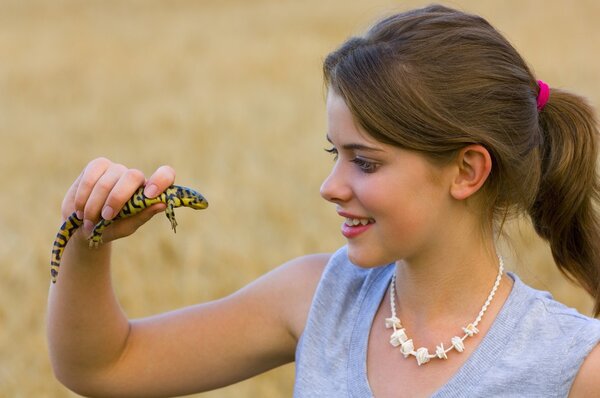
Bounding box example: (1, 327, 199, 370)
(326, 91, 384, 148)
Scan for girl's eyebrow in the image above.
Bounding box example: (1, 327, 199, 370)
(326, 134, 383, 152)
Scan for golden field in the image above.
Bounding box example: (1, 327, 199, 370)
(1, 0, 599, 396)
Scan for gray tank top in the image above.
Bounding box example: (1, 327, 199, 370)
(294, 246, 600, 397)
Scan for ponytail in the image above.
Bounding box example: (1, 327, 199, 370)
(529, 88, 600, 316)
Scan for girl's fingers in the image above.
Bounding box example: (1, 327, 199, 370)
(144, 165, 176, 198)
(101, 168, 146, 221)
(62, 158, 176, 242)
(73, 158, 113, 218)
(82, 162, 128, 224)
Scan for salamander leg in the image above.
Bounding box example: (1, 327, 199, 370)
(166, 196, 178, 233)
(89, 219, 113, 248)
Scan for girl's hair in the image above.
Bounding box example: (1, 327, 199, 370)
(323, 4, 600, 315)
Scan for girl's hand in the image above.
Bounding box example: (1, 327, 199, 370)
(61, 157, 176, 245)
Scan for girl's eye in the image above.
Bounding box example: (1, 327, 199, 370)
(325, 147, 379, 173)
(324, 147, 338, 160)
(352, 157, 379, 173)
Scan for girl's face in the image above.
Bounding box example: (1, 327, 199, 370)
(320, 91, 456, 267)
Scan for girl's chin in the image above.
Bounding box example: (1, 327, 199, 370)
(346, 246, 394, 268)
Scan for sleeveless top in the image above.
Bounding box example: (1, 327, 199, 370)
(294, 246, 600, 397)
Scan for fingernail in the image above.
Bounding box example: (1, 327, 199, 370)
(76, 210, 84, 220)
(101, 206, 114, 220)
(145, 184, 158, 198)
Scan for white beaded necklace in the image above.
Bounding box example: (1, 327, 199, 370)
(385, 257, 504, 366)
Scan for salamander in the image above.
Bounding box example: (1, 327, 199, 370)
(50, 184, 208, 283)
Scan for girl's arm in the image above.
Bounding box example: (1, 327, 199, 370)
(47, 157, 328, 397)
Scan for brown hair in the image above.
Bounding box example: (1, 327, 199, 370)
(323, 4, 600, 315)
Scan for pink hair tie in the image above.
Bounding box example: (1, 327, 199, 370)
(536, 80, 550, 111)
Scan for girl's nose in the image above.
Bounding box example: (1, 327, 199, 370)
(320, 164, 352, 204)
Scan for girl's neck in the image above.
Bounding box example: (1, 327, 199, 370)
(392, 238, 502, 326)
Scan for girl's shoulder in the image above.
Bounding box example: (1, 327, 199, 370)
(525, 283, 600, 397)
(261, 252, 331, 339)
(489, 274, 600, 396)
(512, 273, 600, 337)
(570, 342, 600, 397)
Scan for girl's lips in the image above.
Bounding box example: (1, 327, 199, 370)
(337, 211, 375, 239)
(341, 219, 374, 238)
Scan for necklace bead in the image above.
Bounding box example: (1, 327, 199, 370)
(386, 256, 504, 366)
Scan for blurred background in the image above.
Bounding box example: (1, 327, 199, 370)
(0, 0, 598, 396)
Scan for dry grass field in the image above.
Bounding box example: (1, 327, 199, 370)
(1, 0, 599, 396)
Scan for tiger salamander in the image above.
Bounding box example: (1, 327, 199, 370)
(50, 184, 208, 283)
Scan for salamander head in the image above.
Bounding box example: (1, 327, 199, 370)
(174, 185, 209, 209)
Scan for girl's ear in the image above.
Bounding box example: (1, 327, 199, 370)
(450, 145, 492, 200)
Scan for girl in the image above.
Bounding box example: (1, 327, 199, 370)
(48, 4, 600, 397)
